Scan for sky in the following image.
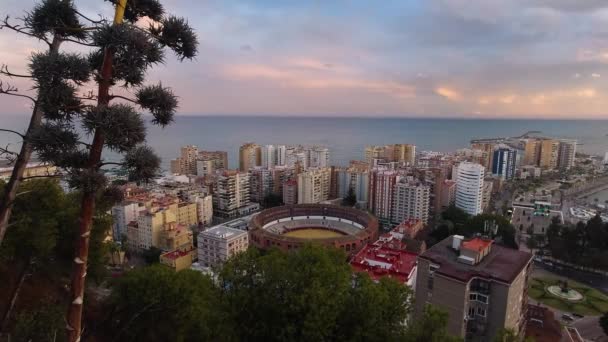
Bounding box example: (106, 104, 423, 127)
(2, 0, 608, 119)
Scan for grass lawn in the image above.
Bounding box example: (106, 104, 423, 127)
(529, 276, 608, 316)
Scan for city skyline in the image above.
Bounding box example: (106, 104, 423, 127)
(1, 0, 608, 119)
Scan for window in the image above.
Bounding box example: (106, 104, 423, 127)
(469, 292, 488, 304)
(477, 294, 488, 304)
(476, 307, 486, 317)
(468, 307, 475, 318)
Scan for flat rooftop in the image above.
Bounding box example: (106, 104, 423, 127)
(200, 225, 248, 240)
(419, 236, 532, 284)
(351, 244, 418, 283)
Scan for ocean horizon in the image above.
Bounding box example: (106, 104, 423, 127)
(2, 114, 608, 170)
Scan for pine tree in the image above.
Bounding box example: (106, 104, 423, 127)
(0, 0, 87, 245)
(3, 1, 197, 340)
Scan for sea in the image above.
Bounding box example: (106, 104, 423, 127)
(2, 114, 608, 171)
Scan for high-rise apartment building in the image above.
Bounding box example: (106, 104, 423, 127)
(414, 235, 532, 340)
(170, 145, 199, 174)
(277, 145, 287, 166)
(195, 195, 213, 226)
(391, 144, 417, 165)
(282, 179, 298, 205)
(128, 209, 176, 250)
(523, 139, 542, 166)
(199, 150, 228, 170)
(197, 225, 249, 268)
(297, 167, 331, 204)
(285, 149, 308, 169)
(309, 146, 330, 168)
(196, 159, 216, 177)
(213, 170, 253, 218)
(539, 139, 559, 170)
(471, 142, 496, 170)
(440, 179, 457, 210)
(336, 167, 370, 205)
(250, 167, 274, 203)
(557, 140, 576, 171)
(111, 201, 145, 239)
(239, 143, 261, 171)
(457, 148, 490, 171)
(413, 167, 447, 220)
(365, 144, 416, 165)
(391, 177, 430, 224)
(270, 166, 296, 197)
(368, 169, 399, 224)
(455, 162, 485, 216)
(261, 144, 277, 168)
(365, 146, 385, 164)
(492, 147, 517, 180)
(171, 147, 227, 175)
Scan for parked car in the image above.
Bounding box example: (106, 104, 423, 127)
(545, 261, 554, 267)
(534, 256, 543, 263)
(562, 314, 574, 322)
(572, 313, 584, 319)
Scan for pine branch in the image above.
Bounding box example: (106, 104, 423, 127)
(0, 145, 19, 164)
(0, 129, 25, 138)
(61, 37, 98, 47)
(0, 81, 36, 103)
(0, 65, 31, 78)
(110, 94, 137, 104)
(0, 16, 50, 46)
(75, 10, 107, 25)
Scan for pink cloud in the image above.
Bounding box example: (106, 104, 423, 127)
(223, 62, 415, 99)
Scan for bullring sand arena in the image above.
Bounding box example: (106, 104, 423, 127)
(248, 204, 379, 254)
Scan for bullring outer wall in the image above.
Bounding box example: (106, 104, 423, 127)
(249, 204, 379, 254)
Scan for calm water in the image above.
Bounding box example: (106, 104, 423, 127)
(2, 114, 608, 170)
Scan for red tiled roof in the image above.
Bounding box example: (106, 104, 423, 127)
(462, 237, 492, 252)
(161, 247, 194, 260)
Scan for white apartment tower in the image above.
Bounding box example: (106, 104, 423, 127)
(392, 178, 430, 224)
(368, 170, 399, 223)
(297, 167, 331, 204)
(250, 167, 274, 203)
(277, 145, 287, 166)
(261, 145, 277, 168)
(213, 170, 252, 218)
(195, 195, 213, 226)
(309, 147, 330, 168)
(336, 168, 369, 205)
(557, 140, 577, 171)
(111, 201, 145, 240)
(455, 162, 485, 216)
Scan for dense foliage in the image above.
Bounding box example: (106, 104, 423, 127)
(600, 312, 608, 336)
(546, 215, 608, 270)
(105, 245, 438, 342)
(262, 193, 284, 208)
(11, 304, 65, 342)
(0, 179, 111, 281)
(342, 187, 357, 206)
(429, 206, 517, 248)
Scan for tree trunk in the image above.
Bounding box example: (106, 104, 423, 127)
(66, 2, 127, 341)
(0, 36, 62, 246)
(0, 258, 31, 332)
